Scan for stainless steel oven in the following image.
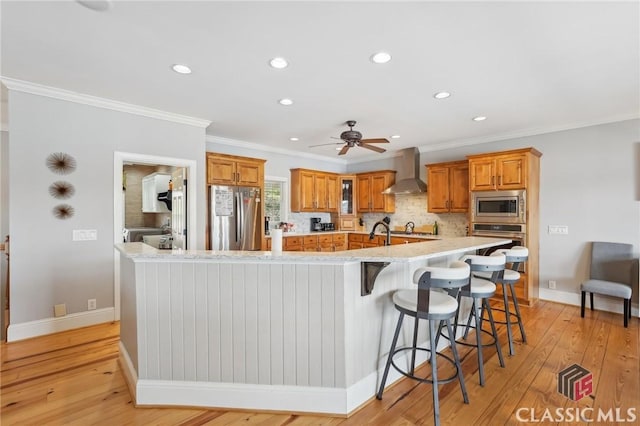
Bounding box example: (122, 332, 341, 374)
(471, 190, 526, 224)
(471, 222, 527, 272)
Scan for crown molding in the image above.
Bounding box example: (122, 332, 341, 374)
(0, 77, 211, 129)
(419, 113, 640, 153)
(206, 135, 348, 165)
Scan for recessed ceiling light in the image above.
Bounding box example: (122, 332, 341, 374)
(289, 137, 299, 141)
(370, 52, 392, 64)
(434, 91, 451, 99)
(269, 57, 289, 69)
(473, 116, 487, 122)
(335, 147, 343, 151)
(391, 135, 401, 139)
(279, 98, 293, 106)
(172, 64, 192, 74)
(76, 0, 112, 11)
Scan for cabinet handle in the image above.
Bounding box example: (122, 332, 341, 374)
(237, 172, 241, 182)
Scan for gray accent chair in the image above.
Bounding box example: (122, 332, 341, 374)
(580, 241, 637, 327)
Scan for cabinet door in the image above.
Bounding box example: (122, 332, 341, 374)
(326, 175, 339, 212)
(357, 176, 371, 212)
(349, 242, 364, 250)
(469, 158, 496, 191)
(315, 174, 328, 211)
(449, 163, 469, 212)
(299, 171, 317, 211)
(371, 174, 392, 212)
(497, 154, 526, 189)
(427, 166, 450, 213)
(207, 157, 236, 185)
(235, 161, 262, 186)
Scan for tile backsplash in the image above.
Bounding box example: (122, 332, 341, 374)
(360, 193, 468, 236)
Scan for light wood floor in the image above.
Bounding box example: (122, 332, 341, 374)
(1, 300, 638, 425)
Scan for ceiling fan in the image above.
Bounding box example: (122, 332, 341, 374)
(310, 120, 389, 155)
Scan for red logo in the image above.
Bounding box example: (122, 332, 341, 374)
(558, 364, 593, 401)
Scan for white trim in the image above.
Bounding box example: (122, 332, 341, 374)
(114, 151, 198, 321)
(6, 307, 115, 342)
(539, 288, 639, 318)
(207, 135, 348, 165)
(119, 342, 139, 401)
(1, 77, 211, 128)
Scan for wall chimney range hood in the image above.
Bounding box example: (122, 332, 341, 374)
(382, 147, 427, 194)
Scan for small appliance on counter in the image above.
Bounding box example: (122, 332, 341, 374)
(321, 222, 335, 231)
(310, 217, 323, 232)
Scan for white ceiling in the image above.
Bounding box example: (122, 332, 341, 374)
(1, 1, 639, 161)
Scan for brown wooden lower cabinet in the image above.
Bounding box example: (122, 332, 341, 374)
(266, 232, 431, 251)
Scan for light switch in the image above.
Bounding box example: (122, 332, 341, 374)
(548, 225, 569, 235)
(73, 229, 98, 241)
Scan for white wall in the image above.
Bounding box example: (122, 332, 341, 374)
(7, 90, 206, 327)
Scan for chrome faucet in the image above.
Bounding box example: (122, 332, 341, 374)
(404, 221, 415, 234)
(369, 216, 391, 246)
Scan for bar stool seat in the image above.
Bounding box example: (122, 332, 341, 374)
(377, 261, 471, 426)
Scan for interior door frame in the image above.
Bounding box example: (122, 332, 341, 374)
(113, 151, 197, 320)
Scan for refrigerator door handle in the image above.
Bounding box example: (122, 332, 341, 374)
(235, 192, 241, 243)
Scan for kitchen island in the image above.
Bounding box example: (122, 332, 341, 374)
(116, 237, 510, 415)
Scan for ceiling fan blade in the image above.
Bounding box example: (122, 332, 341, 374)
(360, 143, 386, 153)
(338, 145, 350, 155)
(360, 138, 389, 144)
(309, 142, 344, 147)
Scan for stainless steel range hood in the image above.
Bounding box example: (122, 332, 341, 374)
(382, 147, 427, 194)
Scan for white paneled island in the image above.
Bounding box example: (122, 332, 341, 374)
(116, 237, 510, 415)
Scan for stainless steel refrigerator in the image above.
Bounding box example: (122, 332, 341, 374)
(210, 185, 261, 250)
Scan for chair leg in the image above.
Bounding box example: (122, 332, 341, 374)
(445, 319, 469, 404)
(377, 312, 404, 399)
(509, 282, 527, 343)
(624, 299, 629, 328)
(429, 320, 440, 426)
(502, 283, 515, 356)
(484, 298, 505, 368)
(464, 300, 475, 339)
(410, 317, 419, 375)
(474, 297, 485, 386)
(590, 293, 594, 311)
(580, 291, 586, 317)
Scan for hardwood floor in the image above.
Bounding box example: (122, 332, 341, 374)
(1, 301, 638, 425)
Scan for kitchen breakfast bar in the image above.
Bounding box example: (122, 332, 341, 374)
(116, 236, 510, 416)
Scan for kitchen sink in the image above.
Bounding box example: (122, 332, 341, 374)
(142, 234, 172, 249)
(389, 230, 434, 236)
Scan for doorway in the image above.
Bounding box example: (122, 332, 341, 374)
(113, 152, 197, 320)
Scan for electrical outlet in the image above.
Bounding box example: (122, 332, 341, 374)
(73, 229, 98, 241)
(54, 303, 67, 317)
(88, 299, 97, 310)
(548, 280, 557, 290)
(548, 225, 569, 235)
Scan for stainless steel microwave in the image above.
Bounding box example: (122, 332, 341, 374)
(471, 189, 526, 224)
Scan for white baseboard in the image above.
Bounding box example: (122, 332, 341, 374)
(539, 288, 639, 317)
(6, 307, 115, 342)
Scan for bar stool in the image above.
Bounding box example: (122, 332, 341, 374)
(454, 254, 506, 386)
(376, 261, 471, 426)
(476, 247, 528, 356)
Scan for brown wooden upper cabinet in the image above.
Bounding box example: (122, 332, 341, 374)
(356, 171, 396, 213)
(468, 152, 527, 191)
(426, 161, 469, 213)
(207, 152, 265, 187)
(290, 169, 339, 212)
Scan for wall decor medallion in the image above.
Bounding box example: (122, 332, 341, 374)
(48, 181, 75, 199)
(46, 152, 77, 175)
(52, 204, 75, 220)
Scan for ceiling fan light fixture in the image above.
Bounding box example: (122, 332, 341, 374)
(269, 57, 289, 69)
(433, 91, 451, 99)
(473, 116, 487, 122)
(278, 98, 294, 106)
(172, 64, 192, 74)
(370, 52, 392, 64)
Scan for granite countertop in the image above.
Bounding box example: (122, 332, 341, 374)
(116, 236, 510, 263)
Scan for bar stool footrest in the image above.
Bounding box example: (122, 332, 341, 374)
(390, 346, 461, 385)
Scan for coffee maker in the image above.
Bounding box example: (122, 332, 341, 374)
(310, 217, 323, 232)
